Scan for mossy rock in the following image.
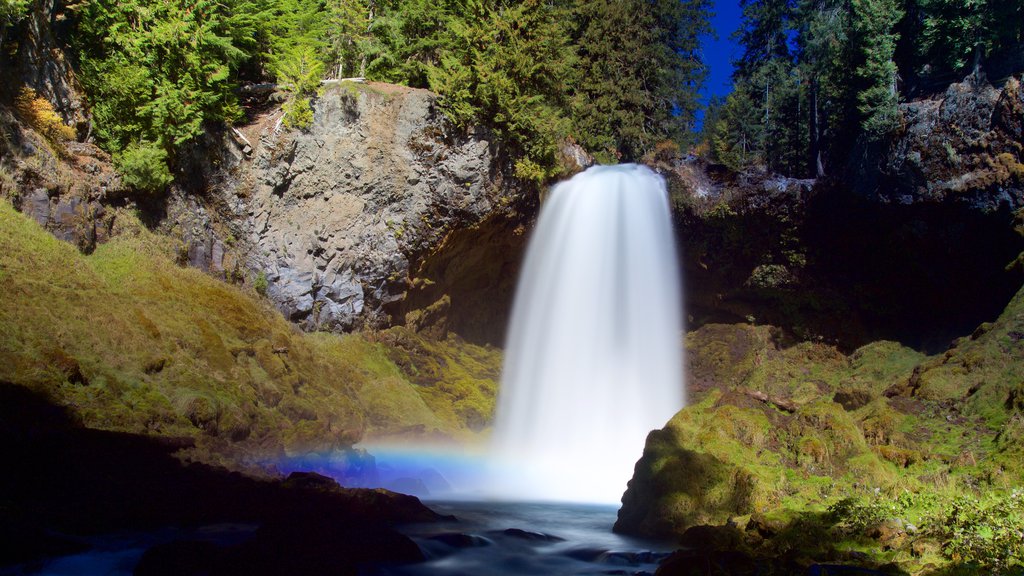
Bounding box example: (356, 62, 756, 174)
(0, 199, 497, 472)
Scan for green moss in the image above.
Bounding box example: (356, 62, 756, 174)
(626, 296, 1024, 573)
(0, 198, 498, 471)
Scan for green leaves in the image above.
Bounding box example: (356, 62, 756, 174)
(850, 0, 903, 139)
(73, 0, 713, 190)
(78, 0, 251, 154)
(116, 143, 174, 194)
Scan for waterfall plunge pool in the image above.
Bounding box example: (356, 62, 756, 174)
(367, 500, 673, 576)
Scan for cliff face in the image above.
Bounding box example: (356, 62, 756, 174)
(163, 82, 530, 339)
(878, 75, 1024, 209)
(663, 73, 1024, 351)
(9, 0, 88, 129)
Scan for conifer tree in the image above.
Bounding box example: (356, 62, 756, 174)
(572, 0, 710, 162)
(850, 0, 903, 138)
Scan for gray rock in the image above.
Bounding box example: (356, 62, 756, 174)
(228, 83, 512, 331)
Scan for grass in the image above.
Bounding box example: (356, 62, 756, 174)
(0, 199, 500, 470)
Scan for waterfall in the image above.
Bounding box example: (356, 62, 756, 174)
(490, 164, 685, 504)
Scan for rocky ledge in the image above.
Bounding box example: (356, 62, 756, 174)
(0, 383, 446, 575)
(163, 81, 532, 336)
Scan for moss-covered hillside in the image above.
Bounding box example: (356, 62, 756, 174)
(0, 199, 499, 471)
(617, 289, 1024, 574)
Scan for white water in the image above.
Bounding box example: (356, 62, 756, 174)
(490, 164, 685, 504)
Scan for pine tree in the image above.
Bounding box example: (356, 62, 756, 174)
(572, 0, 710, 162)
(850, 0, 903, 138)
(920, 0, 1023, 74)
(325, 0, 372, 78)
(734, 0, 797, 78)
(428, 0, 576, 182)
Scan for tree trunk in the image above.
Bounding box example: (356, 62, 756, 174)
(809, 77, 825, 178)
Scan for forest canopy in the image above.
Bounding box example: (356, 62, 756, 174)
(703, 0, 1024, 178)
(63, 0, 713, 187)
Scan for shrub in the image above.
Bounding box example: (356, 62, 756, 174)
(115, 143, 173, 194)
(282, 97, 314, 130)
(937, 491, 1024, 573)
(14, 87, 76, 144)
(253, 271, 269, 296)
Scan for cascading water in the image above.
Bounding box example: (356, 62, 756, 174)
(490, 164, 684, 504)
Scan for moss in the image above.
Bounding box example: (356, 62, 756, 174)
(0, 198, 498, 472)
(627, 304, 1024, 567)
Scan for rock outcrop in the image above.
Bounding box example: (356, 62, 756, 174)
(873, 75, 1024, 210)
(661, 73, 1024, 351)
(164, 82, 529, 336)
(0, 105, 123, 252)
(8, 0, 89, 130)
(615, 284, 1024, 572)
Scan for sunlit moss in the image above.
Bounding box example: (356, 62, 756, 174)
(0, 199, 499, 471)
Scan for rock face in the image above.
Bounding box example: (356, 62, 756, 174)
(247, 83, 510, 332)
(876, 75, 1024, 209)
(170, 82, 526, 334)
(0, 104, 123, 252)
(662, 75, 1024, 351)
(12, 0, 89, 130)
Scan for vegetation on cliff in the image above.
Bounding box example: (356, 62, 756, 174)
(7, 0, 711, 188)
(0, 198, 499, 470)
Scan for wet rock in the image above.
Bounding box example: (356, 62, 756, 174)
(497, 528, 566, 542)
(678, 524, 749, 553)
(656, 549, 761, 576)
(385, 477, 430, 497)
(282, 471, 341, 492)
(428, 533, 493, 548)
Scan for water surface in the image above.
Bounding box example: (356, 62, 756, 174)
(369, 500, 673, 576)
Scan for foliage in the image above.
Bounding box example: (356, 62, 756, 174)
(68, 0, 712, 188)
(710, 89, 762, 171)
(937, 491, 1024, 572)
(14, 87, 76, 144)
(849, 0, 903, 139)
(572, 0, 711, 162)
(324, 0, 372, 79)
(115, 143, 174, 194)
(709, 0, 1019, 175)
(253, 271, 268, 296)
(0, 0, 30, 48)
(427, 0, 577, 182)
(919, 0, 1024, 73)
(75, 0, 255, 166)
(827, 490, 1024, 573)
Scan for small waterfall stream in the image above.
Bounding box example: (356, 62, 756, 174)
(490, 164, 685, 504)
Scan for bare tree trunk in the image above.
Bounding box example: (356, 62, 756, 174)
(809, 78, 826, 178)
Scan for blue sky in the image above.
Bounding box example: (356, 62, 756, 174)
(696, 0, 743, 128)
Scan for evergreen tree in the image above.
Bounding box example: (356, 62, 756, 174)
(795, 0, 852, 175)
(734, 0, 797, 78)
(325, 0, 372, 78)
(572, 0, 710, 162)
(77, 0, 256, 153)
(711, 87, 763, 171)
(428, 0, 576, 182)
(850, 0, 903, 138)
(920, 0, 1023, 74)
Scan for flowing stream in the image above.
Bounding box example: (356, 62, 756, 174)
(369, 500, 672, 576)
(490, 164, 685, 504)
